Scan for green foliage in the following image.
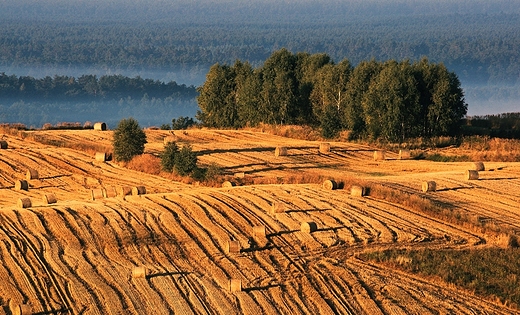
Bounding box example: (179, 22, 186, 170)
(112, 118, 147, 162)
(0, 73, 197, 101)
(173, 144, 197, 176)
(171, 116, 195, 130)
(196, 64, 238, 128)
(320, 105, 342, 139)
(160, 124, 171, 130)
(197, 49, 467, 142)
(160, 141, 179, 172)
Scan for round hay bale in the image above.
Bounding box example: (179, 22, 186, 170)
(253, 225, 266, 237)
(42, 193, 57, 205)
(474, 162, 485, 171)
(91, 188, 104, 200)
(103, 186, 117, 198)
(399, 149, 411, 160)
(116, 186, 132, 197)
(132, 266, 147, 279)
(230, 279, 242, 292)
(465, 170, 479, 180)
(226, 240, 241, 254)
(10, 303, 32, 315)
(132, 186, 146, 195)
(301, 221, 318, 233)
(319, 142, 331, 154)
(93, 122, 107, 131)
(222, 181, 236, 188)
(270, 201, 284, 214)
(163, 135, 177, 144)
(351, 185, 365, 197)
(421, 181, 436, 192)
(274, 146, 288, 157)
(322, 179, 338, 190)
(373, 150, 386, 161)
(14, 180, 29, 191)
(95, 152, 112, 162)
(234, 172, 245, 179)
(0, 140, 8, 149)
(26, 169, 39, 180)
(17, 198, 31, 208)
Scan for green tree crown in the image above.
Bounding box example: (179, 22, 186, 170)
(112, 118, 147, 162)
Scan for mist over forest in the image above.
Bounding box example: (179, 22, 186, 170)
(1, 0, 519, 127)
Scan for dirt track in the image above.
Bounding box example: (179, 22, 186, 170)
(0, 129, 519, 314)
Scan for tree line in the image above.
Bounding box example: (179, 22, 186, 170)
(1, 11, 519, 85)
(0, 73, 197, 101)
(0, 73, 198, 127)
(464, 113, 520, 139)
(197, 49, 467, 142)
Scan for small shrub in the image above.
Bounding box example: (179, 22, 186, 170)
(161, 141, 179, 172)
(173, 144, 197, 176)
(204, 162, 222, 180)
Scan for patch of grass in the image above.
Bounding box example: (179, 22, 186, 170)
(250, 123, 323, 141)
(420, 153, 471, 162)
(367, 172, 389, 177)
(361, 247, 520, 309)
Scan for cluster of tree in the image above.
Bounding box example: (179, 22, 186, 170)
(0, 73, 197, 101)
(165, 116, 196, 130)
(161, 141, 198, 176)
(197, 49, 467, 142)
(464, 113, 520, 139)
(1, 11, 519, 85)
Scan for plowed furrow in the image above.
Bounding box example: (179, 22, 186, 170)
(0, 213, 69, 313)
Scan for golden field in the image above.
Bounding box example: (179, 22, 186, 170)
(0, 127, 519, 314)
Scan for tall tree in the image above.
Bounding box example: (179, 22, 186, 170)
(260, 48, 299, 125)
(196, 63, 237, 128)
(362, 60, 421, 142)
(429, 66, 467, 136)
(311, 58, 352, 125)
(112, 117, 147, 162)
(296, 52, 332, 124)
(343, 59, 383, 139)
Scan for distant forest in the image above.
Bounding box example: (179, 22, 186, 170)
(0, 0, 519, 130)
(1, 5, 519, 86)
(0, 73, 197, 127)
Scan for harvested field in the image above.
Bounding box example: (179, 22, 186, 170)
(0, 128, 519, 314)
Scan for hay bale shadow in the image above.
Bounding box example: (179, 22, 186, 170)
(243, 283, 284, 293)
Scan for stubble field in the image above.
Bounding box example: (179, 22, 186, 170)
(0, 128, 519, 314)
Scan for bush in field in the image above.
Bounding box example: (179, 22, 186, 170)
(113, 118, 147, 162)
(174, 144, 197, 176)
(172, 116, 196, 130)
(161, 141, 179, 172)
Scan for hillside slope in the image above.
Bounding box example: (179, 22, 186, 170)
(0, 129, 519, 314)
